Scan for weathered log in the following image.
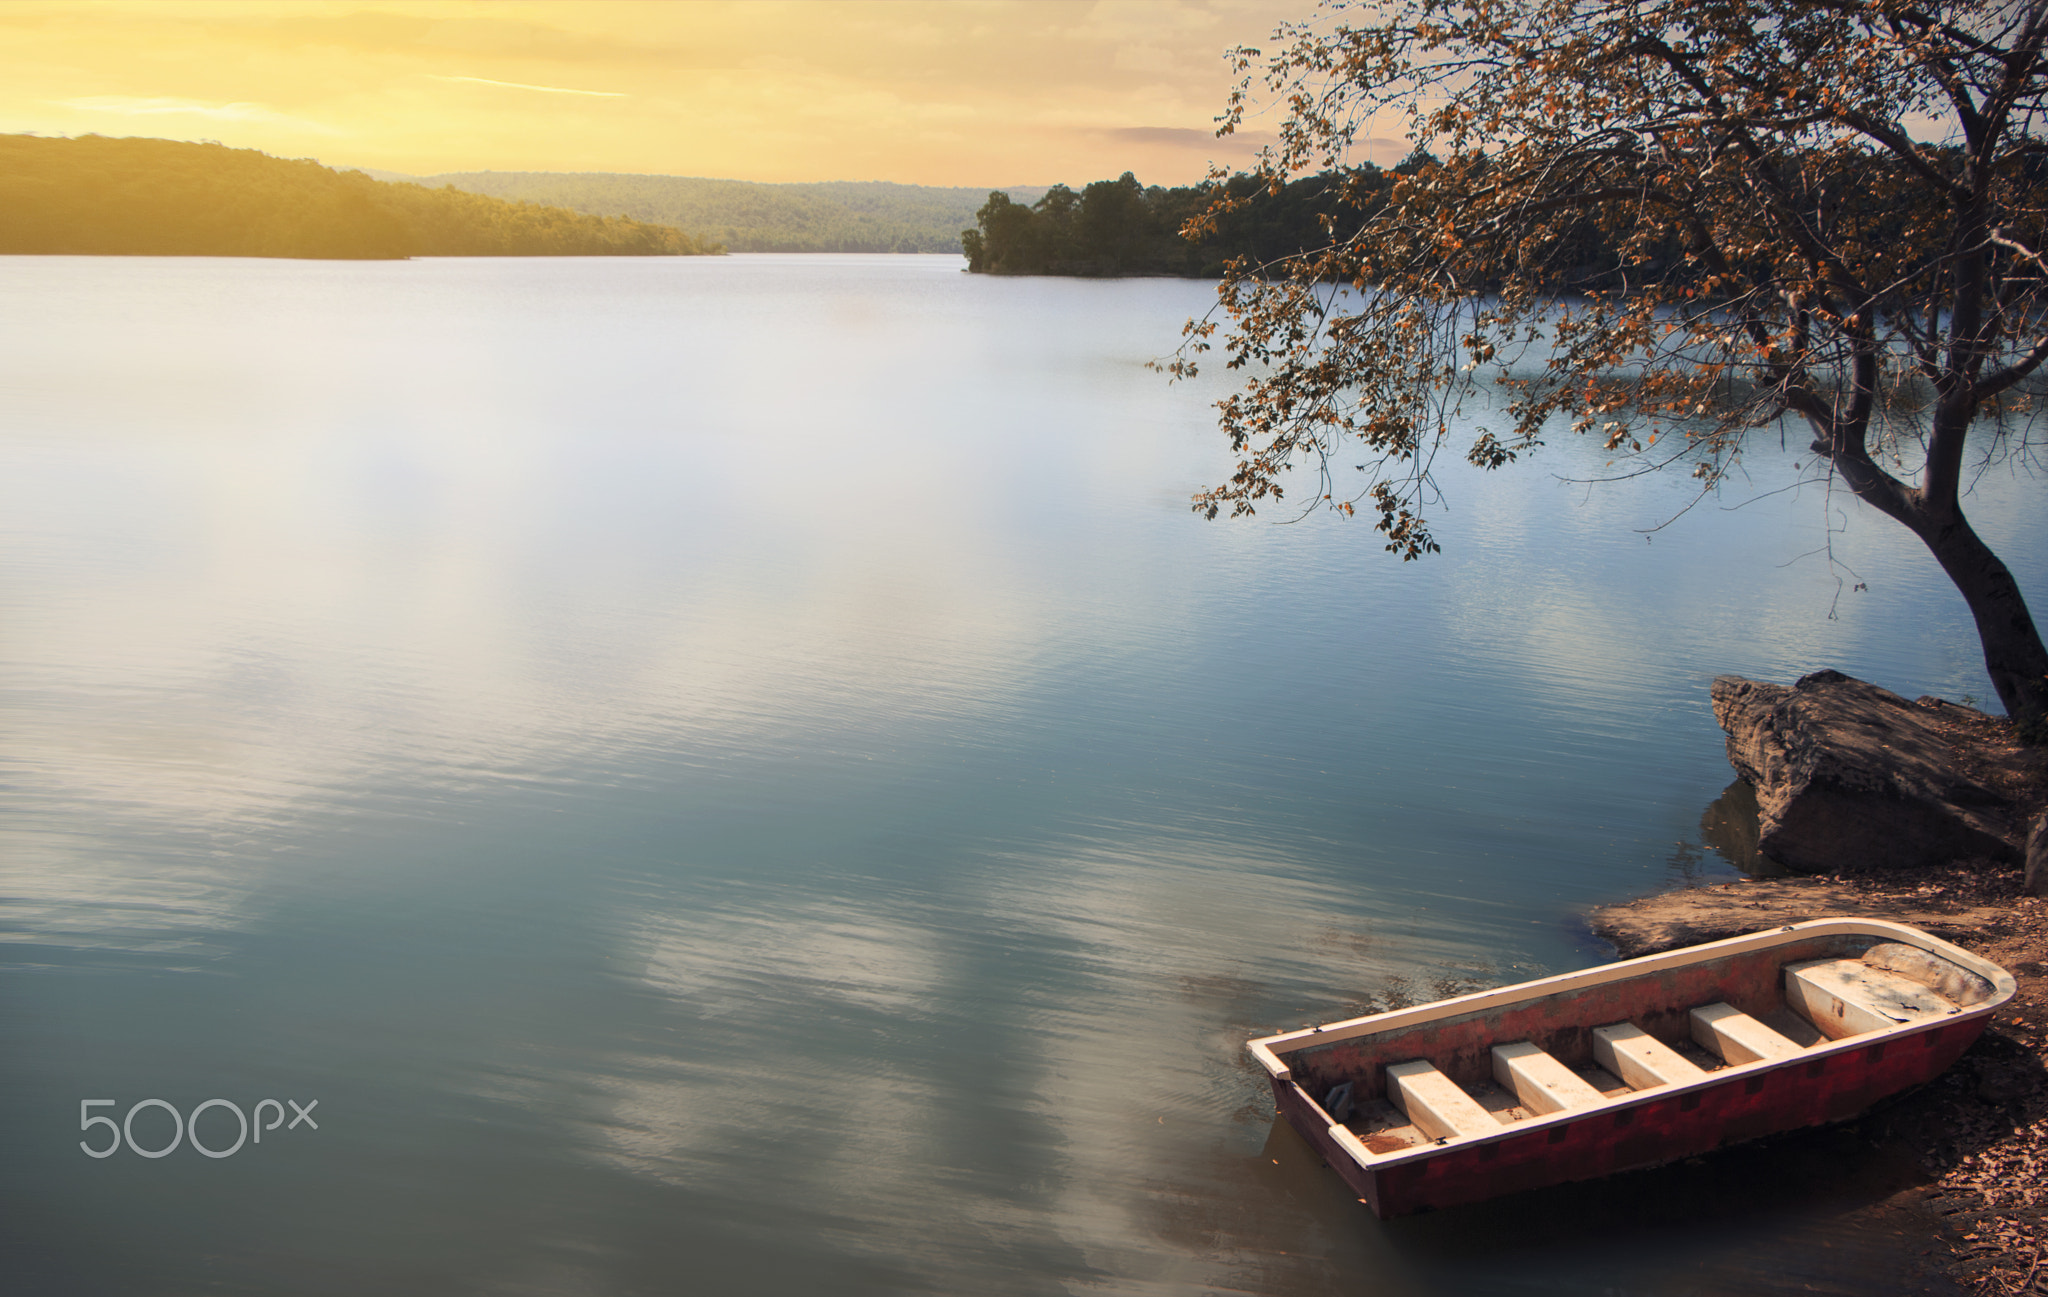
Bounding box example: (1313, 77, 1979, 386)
(1711, 670, 2024, 873)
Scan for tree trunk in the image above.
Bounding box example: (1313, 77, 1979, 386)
(1906, 503, 2048, 736)
(1825, 390, 2048, 741)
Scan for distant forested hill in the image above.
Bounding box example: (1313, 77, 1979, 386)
(414, 172, 1048, 254)
(0, 135, 722, 259)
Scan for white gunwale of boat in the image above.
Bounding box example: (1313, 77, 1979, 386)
(1248, 917, 2016, 1169)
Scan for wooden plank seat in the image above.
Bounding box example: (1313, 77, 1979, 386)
(1490, 1041, 1607, 1115)
(1690, 1002, 1805, 1064)
(1385, 1060, 1497, 1141)
(1784, 957, 1960, 1040)
(1592, 1022, 1708, 1091)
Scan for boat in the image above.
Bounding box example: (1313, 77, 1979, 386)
(1248, 917, 2014, 1217)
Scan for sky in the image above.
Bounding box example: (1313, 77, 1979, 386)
(0, 0, 1343, 188)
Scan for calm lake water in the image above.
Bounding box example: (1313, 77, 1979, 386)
(3, 253, 2042, 1295)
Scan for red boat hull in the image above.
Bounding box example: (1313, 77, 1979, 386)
(1274, 1014, 1983, 1216)
(1251, 920, 2011, 1217)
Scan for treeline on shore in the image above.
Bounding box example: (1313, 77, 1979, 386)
(0, 135, 722, 259)
(966, 154, 1964, 284)
(409, 172, 1046, 254)
(961, 169, 1389, 277)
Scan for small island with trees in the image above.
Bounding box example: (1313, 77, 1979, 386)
(0, 134, 722, 259)
(960, 168, 1384, 277)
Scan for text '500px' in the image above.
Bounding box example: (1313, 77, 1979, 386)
(79, 1098, 319, 1158)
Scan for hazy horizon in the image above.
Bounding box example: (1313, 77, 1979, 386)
(353, 161, 1053, 194)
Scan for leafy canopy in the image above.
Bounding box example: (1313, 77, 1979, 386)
(1175, 0, 2048, 567)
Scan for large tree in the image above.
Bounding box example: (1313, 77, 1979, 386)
(1176, 0, 2048, 735)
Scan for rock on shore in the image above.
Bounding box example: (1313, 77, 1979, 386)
(1711, 670, 2033, 874)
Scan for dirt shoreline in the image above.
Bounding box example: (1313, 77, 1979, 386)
(1587, 865, 2048, 1294)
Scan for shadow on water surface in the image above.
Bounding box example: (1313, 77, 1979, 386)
(1661, 778, 1797, 886)
(1696, 778, 1799, 880)
(1247, 1115, 1957, 1297)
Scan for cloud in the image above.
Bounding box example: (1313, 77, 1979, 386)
(1087, 126, 1278, 161)
(1101, 126, 1221, 145)
(60, 95, 268, 119)
(53, 96, 341, 133)
(248, 9, 702, 70)
(427, 74, 627, 98)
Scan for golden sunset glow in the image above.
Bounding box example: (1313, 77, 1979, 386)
(0, 0, 1324, 185)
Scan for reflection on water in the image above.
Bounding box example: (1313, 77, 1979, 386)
(2, 253, 2038, 1294)
(1697, 777, 1793, 878)
(1338, 1119, 1949, 1295)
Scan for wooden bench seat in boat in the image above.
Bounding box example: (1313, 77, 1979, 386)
(1784, 957, 1961, 1040)
(1385, 1060, 1498, 1141)
(1490, 1041, 1608, 1114)
(1591, 1022, 1709, 1090)
(1343, 942, 1981, 1161)
(1689, 1002, 1805, 1064)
